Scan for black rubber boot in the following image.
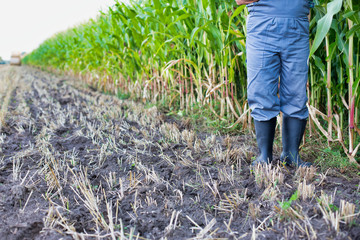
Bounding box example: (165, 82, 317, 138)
(280, 116, 312, 167)
(252, 118, 276, 165)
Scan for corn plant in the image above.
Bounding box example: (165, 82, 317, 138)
(309, 0, 360, 162)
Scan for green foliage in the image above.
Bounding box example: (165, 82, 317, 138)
(24, 0, 247, 85)
(117, 90, 130, 100)
(278, 191, 299, 210)
(315, 146, 358, 170)
(310, 0, 343, 57)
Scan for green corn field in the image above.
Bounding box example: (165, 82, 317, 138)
(23, 0, 360, 163)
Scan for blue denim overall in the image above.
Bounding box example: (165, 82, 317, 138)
(246, 0, 311, 121)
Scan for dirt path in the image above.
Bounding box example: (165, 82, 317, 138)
(0, 66, 359, 240)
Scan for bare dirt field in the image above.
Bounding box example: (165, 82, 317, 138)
(0, 66, 360, 240)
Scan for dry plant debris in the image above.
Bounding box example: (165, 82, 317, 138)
(0, 66, 359, 239)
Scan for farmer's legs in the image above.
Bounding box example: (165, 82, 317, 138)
(245, 0, 311, 166)
(247, 16, 281, 164)
(247, 17, 311, 166)
(279, 18, 311, 167)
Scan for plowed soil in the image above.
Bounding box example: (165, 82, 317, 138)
(0, 65, 360, 240)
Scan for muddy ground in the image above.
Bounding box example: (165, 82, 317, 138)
(0, 65, 360, 240)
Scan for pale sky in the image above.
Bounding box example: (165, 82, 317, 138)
(0, 0, 129, 60)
